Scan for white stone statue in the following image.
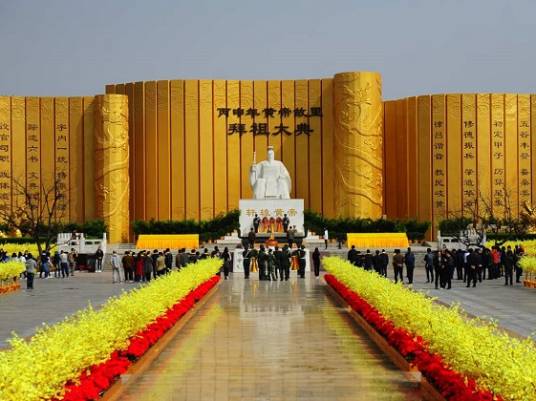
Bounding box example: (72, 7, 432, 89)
(249, 146, 291, 199)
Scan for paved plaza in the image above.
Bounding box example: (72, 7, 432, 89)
(0, 271, 136, 347)
(117, 277, 422, 401)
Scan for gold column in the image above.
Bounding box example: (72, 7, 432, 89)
(308, 79, 323, 213)
(332, 71, 383, 218)
(321, 78, 335, 216)
(94, 94, 129, 243)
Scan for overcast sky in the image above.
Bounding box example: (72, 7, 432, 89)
(0, 0, 534, 99)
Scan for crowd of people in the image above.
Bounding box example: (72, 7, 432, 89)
(237, 244, 320, 281)
(347, 244, 525, 289)
(0, 248, 80, 290)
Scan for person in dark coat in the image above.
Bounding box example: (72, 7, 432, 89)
(466, 248, 481, 288)
(455, 249, 465, 280)
(222, 247, 231, 280)
(258, 245, 267, 280)
(504, 246, 515, 286)
(392, 249, 404, 284)
(404, 247, 415, 284)
(373, 250, 382, 274)
(347, 245, 357, 266)
(243, 247, 251, 279)
(380, 250, 389, 277)
(144, 252, 153, 282)
(164, 249, 173, 273)
(282, 214, 290, 233)
(442, 250, 454, 289)
(424, 248, 434, 283)
(363, 250, 373, 271)
(297, 245, 307, 278)
(253, 214, 261, 233)
(312, 248, 321, 278)
(281, 245, 291, 280)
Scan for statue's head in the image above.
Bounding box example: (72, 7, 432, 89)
(267, 146, 275, 162)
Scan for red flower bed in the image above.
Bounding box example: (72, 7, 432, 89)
(54, 275, 220, 401)
(325, 274, 502, 401)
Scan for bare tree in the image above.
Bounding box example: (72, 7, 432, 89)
(443, 186, 529, 248)
(0, 177, 67, 257)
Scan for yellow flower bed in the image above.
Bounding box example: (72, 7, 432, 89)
(0, 243, 49, 256)
(0, 258, 221, 401)
(0, 261, 25, 281)
(519, 256, 536, 274)
(323, 256, 536, 401)
(485, 239, 536, 255)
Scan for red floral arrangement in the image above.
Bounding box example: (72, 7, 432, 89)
(54, 275, 220, 401)
(325, 274, 502, 401)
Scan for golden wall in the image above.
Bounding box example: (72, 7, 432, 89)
(94, 95, 130, 243)
(333, 72, 383, 218)
(105, 78, 339, 221)
(0, 96, 98, 224)
(384, 94, 536, 231)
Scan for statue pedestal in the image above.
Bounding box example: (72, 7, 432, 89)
(239, 199, 304, 237)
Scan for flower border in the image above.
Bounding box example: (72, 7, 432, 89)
(325, 274, 502, 401)
(53, 275, 220, 401)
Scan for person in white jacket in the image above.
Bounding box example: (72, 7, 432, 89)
(111, 251, 124, 283)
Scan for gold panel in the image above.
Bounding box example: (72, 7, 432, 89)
(170, 80, 185, 220)
(267, 81, 282, 160)
(133, 82, 146, 220)
(144, 81, 158, 219)
(226, 80, 240, 210)
(199, 79, 214, 219)
(446, 94, 461, 217)
(476, 94, 491, 216)
(212, 80, 227, 215)
(417, 95, 432, 225)
(68, 97, 84, 223)
(383, 101, 397, 218)
(321, 78, 334, 217)
(517, 95, 531, 208)
(94, 95, 129, 243)
(461, 94, 477, 216)
(407, 97, 418, 218)
(281, 80, 295, 196)
(491, 94, 505, 216)
(83, 97, 96, 221)
(11, 97, 25, 213)
(157, 80, 171, 220)
(395, 99, 408, 217)
(40, 98, 55, 208)
(105, 84, 116, 94)
(125, 83, 135, 226)
(295, 80, 309, 207)
(431, 95, 447, 221)
(504, 94, 518, 217)
(333, 72, 383, 218)
(240, 80, 254, 200)
(184, 80, 200, 220)
(308, 79, 322, 213)
(54, 97, 70, 221)
(26, 97, 41, 208)
(0, 97, 11, 213)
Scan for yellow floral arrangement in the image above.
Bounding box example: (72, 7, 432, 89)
(0, 261, 25, 281)
(0, 243, 53, 256)
(0, 258, 221, 401)
(485, 239, 536, 255)
(323, 256, 536, 401)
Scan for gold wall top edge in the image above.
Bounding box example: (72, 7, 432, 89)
(105, 74, 349, 88)
(386, 92, 536, 102)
